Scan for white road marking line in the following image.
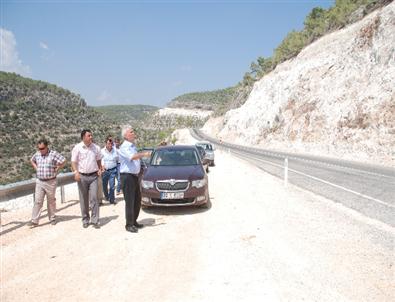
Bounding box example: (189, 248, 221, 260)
(232, 150, 395, 209)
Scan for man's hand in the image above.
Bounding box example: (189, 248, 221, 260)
(97, 169, 102, 177)
(74, 171, 81, 182)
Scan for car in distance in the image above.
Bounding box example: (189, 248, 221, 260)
(195, 144, 210, 173)
(195, 141, 215, 166)
(140, 145, 209, 208)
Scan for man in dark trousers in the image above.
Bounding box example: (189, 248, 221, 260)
(118, 126, 151, 233)
(71, 129, 103, 229)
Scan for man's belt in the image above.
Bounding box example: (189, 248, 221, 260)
(120, 172, 139, 177)
(38, 177, 56, 181)
(79, 171, 98, 176)
(105, 166, 117, 170)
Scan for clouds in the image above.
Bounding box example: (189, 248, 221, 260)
(39, 42, 49, 50)
(0, 28, 31, 76)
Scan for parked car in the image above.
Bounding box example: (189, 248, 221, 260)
(195, 141, 215, 166)
(195, 145, 210, 173)
(140, 145, 209, 208)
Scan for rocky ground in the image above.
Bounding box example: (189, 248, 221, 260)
(1, 130, 393, 302)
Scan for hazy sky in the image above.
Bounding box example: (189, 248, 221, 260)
(1, 0, 333, 107)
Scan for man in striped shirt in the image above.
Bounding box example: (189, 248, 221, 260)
(29, 138, 65, 227)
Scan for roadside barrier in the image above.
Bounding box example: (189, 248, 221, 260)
(0, 172, 75, 203)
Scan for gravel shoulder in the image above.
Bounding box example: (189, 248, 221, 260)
(1, 131, 394, 302)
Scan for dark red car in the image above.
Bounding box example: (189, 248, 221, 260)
(140, 145, 209, 208)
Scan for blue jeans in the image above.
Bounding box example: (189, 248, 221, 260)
(116, 163, 121, 193)
(102, 167, 117, 203)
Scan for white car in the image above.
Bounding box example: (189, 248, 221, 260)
(195, 141, 215, 166)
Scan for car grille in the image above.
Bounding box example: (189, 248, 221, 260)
(156, 181, 189, 191)
(151, 198, 195, 205)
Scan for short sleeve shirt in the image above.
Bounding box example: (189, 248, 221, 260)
(71, 142, 102, 173)
(31, 149, 65, 180)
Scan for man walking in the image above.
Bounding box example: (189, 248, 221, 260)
(29, 138, 65, 227)
(118, 126, 151, 233)
(101, 137, 118, 204)
(71, 129, 103, 229)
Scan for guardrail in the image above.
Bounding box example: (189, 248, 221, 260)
(191, 128, 290, 186)
(0, 172, 75, 203)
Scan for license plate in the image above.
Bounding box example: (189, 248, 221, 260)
(160, 192, 184, 199)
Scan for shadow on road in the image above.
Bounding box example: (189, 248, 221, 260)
(0, 200, 79, 236)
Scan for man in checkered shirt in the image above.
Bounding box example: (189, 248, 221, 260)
(28, 138, 65, 227)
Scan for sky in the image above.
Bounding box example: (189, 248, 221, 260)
(1, 0, 333, 108)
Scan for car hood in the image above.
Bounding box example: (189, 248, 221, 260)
(143, 165, 205, 181)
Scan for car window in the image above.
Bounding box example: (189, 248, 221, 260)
(151, 149, 199, 166)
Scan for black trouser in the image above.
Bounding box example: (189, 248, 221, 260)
(121, 173, 141, 226)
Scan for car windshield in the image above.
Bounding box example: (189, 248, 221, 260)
(151, 149, 200, 166)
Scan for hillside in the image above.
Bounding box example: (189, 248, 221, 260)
(0, 72, 207, 184)
(94, 104, 159, 124)
(167, 86, 243, 114)
(203, 2, 395, 166)
(0, 72, 123, 184)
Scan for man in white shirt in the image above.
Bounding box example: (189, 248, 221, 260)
(118, 126, 151, 233)
(101, 137, 118, 204)
(71, 129, 103, 229)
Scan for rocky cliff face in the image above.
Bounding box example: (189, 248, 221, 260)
(204, 2, 395, 166)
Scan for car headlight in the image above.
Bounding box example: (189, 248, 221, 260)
(192, 179, 206, 188)
(141, 180, 154, 189)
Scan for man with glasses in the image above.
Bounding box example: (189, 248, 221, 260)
(71, 129, 103, 229)
(28, 138, 65, 228)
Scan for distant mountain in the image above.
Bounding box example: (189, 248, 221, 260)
(166, 86, 243, 114)
(94, 104, 159, 124)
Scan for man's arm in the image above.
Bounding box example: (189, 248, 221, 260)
(71, 161, 80, 181)
(31, 159, 38, 171)
(97, 160, 102, 176)
(131, 151, 151, 161)
(55, 160, 66, 173)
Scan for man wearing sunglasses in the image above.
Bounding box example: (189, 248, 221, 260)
(28, 138, 65, 228)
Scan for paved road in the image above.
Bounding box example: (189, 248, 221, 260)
(191, 129, 395, 228)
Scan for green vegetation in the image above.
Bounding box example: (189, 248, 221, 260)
(167, 87, 239, 111)
(94, 104, 158, 124)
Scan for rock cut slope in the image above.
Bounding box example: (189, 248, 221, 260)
(207, 2, 395, 166)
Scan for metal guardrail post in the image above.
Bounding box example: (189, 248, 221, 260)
(60, 185, 65, 204)
(284, 157, 288, 187)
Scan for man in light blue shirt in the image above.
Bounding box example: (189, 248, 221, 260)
(101, 137, 119, 204)
(118, 126, 151, 233)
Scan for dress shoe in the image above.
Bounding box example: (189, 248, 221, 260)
(83, 222, 89, 228)
(50, 220, 57, 225)
(125, 225, 138, 233)
(27, 221, 38, 228)
(134, 222, 144, 229)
